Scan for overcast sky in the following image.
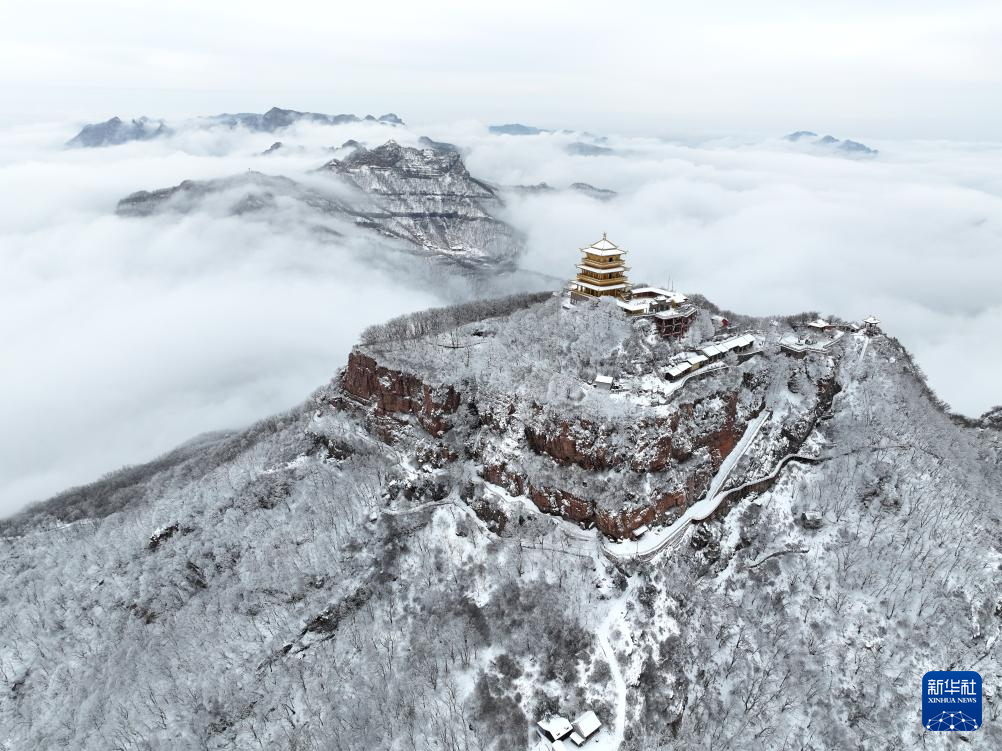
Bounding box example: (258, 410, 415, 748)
(4, 1, 1002, 139)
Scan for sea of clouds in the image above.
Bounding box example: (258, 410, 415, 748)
(1, 114, 999, 514)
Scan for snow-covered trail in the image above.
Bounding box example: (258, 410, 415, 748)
(856, 334, 870, 373)
(702, 408, 770, 502)
(604, 408, 770, 562)
(595, 600, 628, 751)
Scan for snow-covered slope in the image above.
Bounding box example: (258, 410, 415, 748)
(319, 141, 523, 267)
(1, 295, 999, 750)
(116, 141, 524, 272)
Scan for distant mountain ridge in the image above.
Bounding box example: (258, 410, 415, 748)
(784, 130, 878, 155)
(508, 182, 618, 200)
(117, 140, 523, 271)
(67, 116, 171, 147)
(68, 107, 405, 147)
(488, 123, 549, 135)
(318, 141, 522, 267)
(565, 141, 615, 157)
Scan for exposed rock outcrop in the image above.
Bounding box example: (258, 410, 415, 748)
(340, 351, 461, 438)
(334, 297, 836, 539)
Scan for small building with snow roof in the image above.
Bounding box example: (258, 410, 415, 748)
(666, 362, 691, 381)
(572, 711, 602, 742)
(686, 354, 709, 369)
(537, 716, 574, 743)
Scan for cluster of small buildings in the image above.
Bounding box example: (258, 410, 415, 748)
(665, 333, 757, 381)
(568, 234, 697, 337)
(780, 314, 881, 357)
(567, 234, 882, 387)
(780, 318, 842, 357)
(534, 711, 602, 750)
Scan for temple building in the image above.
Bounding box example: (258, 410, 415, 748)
(569, 234, 631, 300)
(568, 234, 697, 337)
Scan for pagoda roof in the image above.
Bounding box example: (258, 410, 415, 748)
(580, 232, 626, 257)
(577, 264, 626, 274)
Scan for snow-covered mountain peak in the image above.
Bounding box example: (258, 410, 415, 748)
(1, 293, 998, 749)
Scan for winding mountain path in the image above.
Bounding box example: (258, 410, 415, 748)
(604, 409, 771, 562)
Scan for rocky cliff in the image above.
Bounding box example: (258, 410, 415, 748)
(333, 296, 838, 538)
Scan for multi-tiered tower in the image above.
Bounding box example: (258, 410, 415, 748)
(569, 233, 630, 300)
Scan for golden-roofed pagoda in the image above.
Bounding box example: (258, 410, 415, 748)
(567, 233, 698, 337)
(569, 233, 631, 300)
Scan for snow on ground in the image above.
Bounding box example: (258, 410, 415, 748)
(592, 595, 629, 751)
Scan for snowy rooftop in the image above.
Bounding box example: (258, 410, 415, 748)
(580, 233, 625, 257)
(615, 299, 648, 312)
(575, 280, 628, 292)
(666, 363, 690, 377)
(581, 248, 623, 258)
(573, 710, 602, 738)
(577, 264, 626, 274)
(807, 318, 832, 329)
(631, 287, 688, 305)
(654, 307, 696, 320)
(538, 716, 573, 740)
(720, 334, 755, 349)
(586, 234, 619, 250)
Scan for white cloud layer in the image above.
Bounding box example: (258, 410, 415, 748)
(1, 116, 1000, 515)
(0, 122, 444, 513)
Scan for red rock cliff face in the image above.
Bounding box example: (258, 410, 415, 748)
(522, 419, 616, 471)
(526, 482, 693, 539)
(490, 390, 753, 539)
(340, 351, 461, 437)
(339, 349, 765, 540)
(521, 391, 744, 474)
